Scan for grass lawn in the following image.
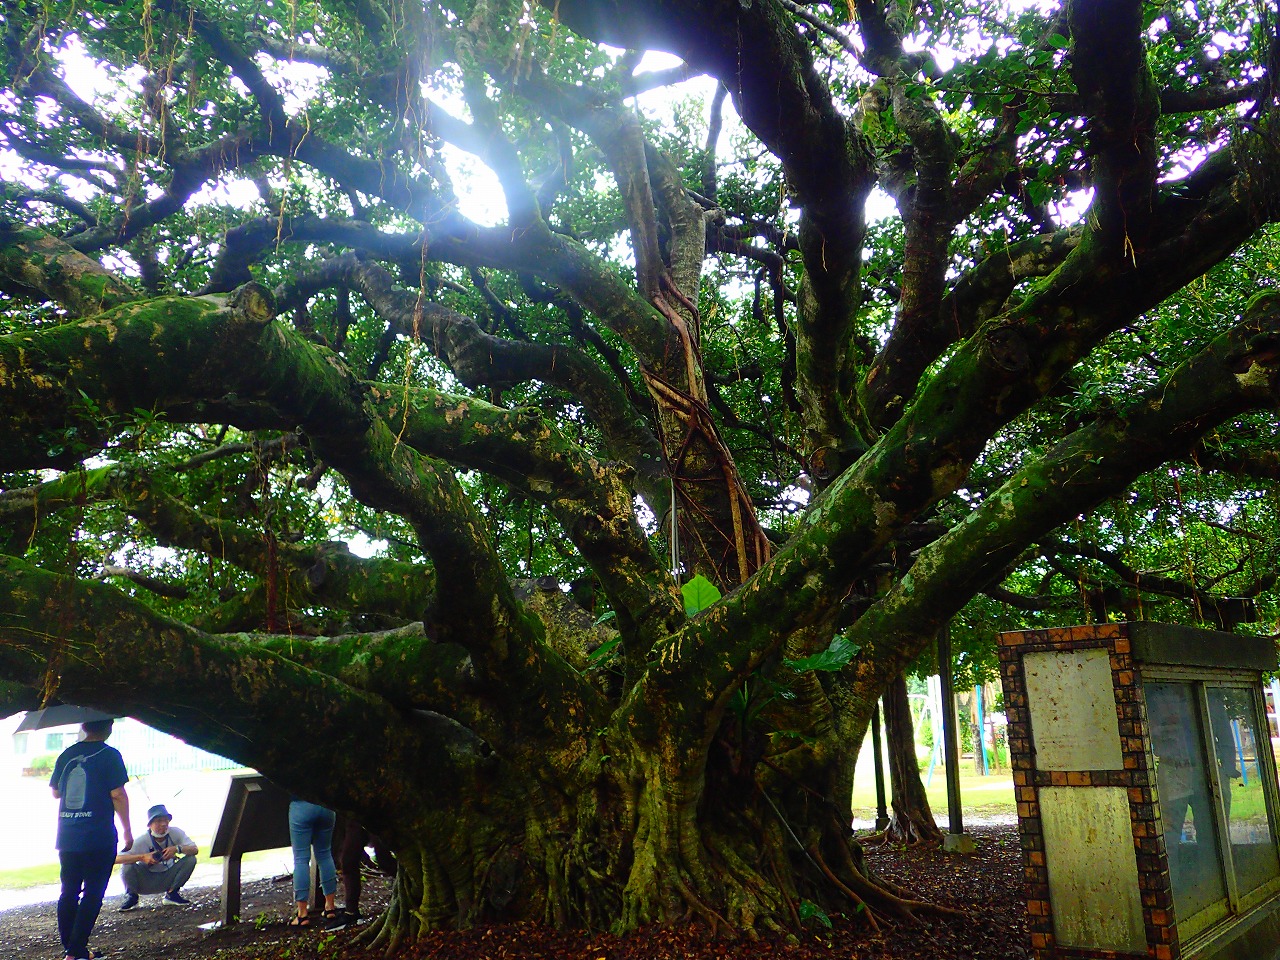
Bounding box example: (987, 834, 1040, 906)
(851, 760, 1017, 822)
(0, 863, 61, 890)
(0, 843, 284, 890)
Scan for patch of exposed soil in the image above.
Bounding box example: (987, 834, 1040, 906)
(1, 825, 1029, 960)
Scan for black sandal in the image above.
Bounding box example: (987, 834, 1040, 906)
(287, 915, 312, 928)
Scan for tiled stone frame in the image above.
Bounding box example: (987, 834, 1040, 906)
(998, 624, 1179, 960)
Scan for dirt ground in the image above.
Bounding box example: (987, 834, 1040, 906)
(0, 868, 393, 960)
(0, 825, 1029, 960)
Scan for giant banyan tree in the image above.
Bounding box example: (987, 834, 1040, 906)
(4, 0, 1280, 947)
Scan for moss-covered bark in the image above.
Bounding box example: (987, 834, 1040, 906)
(0, 219, 138, 317)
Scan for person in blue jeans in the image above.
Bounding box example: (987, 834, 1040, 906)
(49, 719, 133, 960)
(287, 798, 344, 930)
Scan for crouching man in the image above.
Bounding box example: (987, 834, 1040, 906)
(116, 804, 198, 910)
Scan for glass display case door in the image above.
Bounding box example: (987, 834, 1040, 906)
(1147, 673, 1280, 941)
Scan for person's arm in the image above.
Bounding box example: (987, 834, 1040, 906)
(111, 786, 133, 852)
(116, 849, 159, 865)
(165, 828, 197, 858)
(49, 755, 66, 799)
(115, 835, 155, 865)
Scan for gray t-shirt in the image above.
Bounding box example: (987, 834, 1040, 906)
(126, 826, 193, 873)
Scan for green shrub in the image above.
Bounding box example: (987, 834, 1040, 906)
(25, 753, 56, 777)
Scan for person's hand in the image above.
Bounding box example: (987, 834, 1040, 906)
(163, 846, 178, 860)
(121, 833, 133, 853)
(142, 852, 159, 865)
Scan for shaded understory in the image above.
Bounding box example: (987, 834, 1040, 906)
(0, 824, 1029, 960)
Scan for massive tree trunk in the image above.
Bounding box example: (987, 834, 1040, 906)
(0, 551, 941, 944)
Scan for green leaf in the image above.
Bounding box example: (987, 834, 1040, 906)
(586, 636, 621, 665)
(784, 636, 860, 673)
(681, 574, 722, 615)
(798, 899, 832, 928)
(1025, 180, 1052, 206)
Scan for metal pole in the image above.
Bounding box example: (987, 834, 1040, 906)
(1232, 719, 1248, 786)
(871, 702, 890, 831)
(938, 624, 975, 853)
(975, 684, 988, 776)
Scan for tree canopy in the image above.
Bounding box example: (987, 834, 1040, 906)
(3, 0, 1280, 944)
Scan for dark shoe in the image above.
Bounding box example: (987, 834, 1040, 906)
(163, 891, 192, 906)
(340, 907, 361, 924)
(287, 914, 312, 929)
(323, 909, 348, 932)
(118, 892, 139, 912)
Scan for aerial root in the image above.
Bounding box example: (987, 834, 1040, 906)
(829, 839, 970, 923)
(768, 859, 803, 930)
(806, 845, 881, 933)
(883, 817, 943, 848)
(834, 822, 907, 902)
(672, 871, 730, 935)
(854, 820, 941, 850)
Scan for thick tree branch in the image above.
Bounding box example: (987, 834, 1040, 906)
(275, 254, 667, 497)
(844, 291, 1280, 684)
(0, 218, 138, 316)
(1037, 537, 1278, 628)
(0, 460, 439, 623)
(95, 566, 192, 600)
(1192, 438, 1280, 481)
(1070, 1, 1161, 245)
(0, 555, 486, 837)
(863, 229, 1082, 420)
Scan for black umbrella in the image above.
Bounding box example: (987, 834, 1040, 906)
(15, 704, 120, 731)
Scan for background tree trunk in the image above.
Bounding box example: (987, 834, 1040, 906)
(883, 673, 943, 846)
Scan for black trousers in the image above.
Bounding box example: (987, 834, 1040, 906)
(57, 846, 116, 959)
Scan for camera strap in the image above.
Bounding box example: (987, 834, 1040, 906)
(150, 834, 174, 864)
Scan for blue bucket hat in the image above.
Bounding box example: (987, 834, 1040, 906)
(147, 804, 172, 824)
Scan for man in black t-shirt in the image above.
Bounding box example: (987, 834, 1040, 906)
(49, 719, 132, 960)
